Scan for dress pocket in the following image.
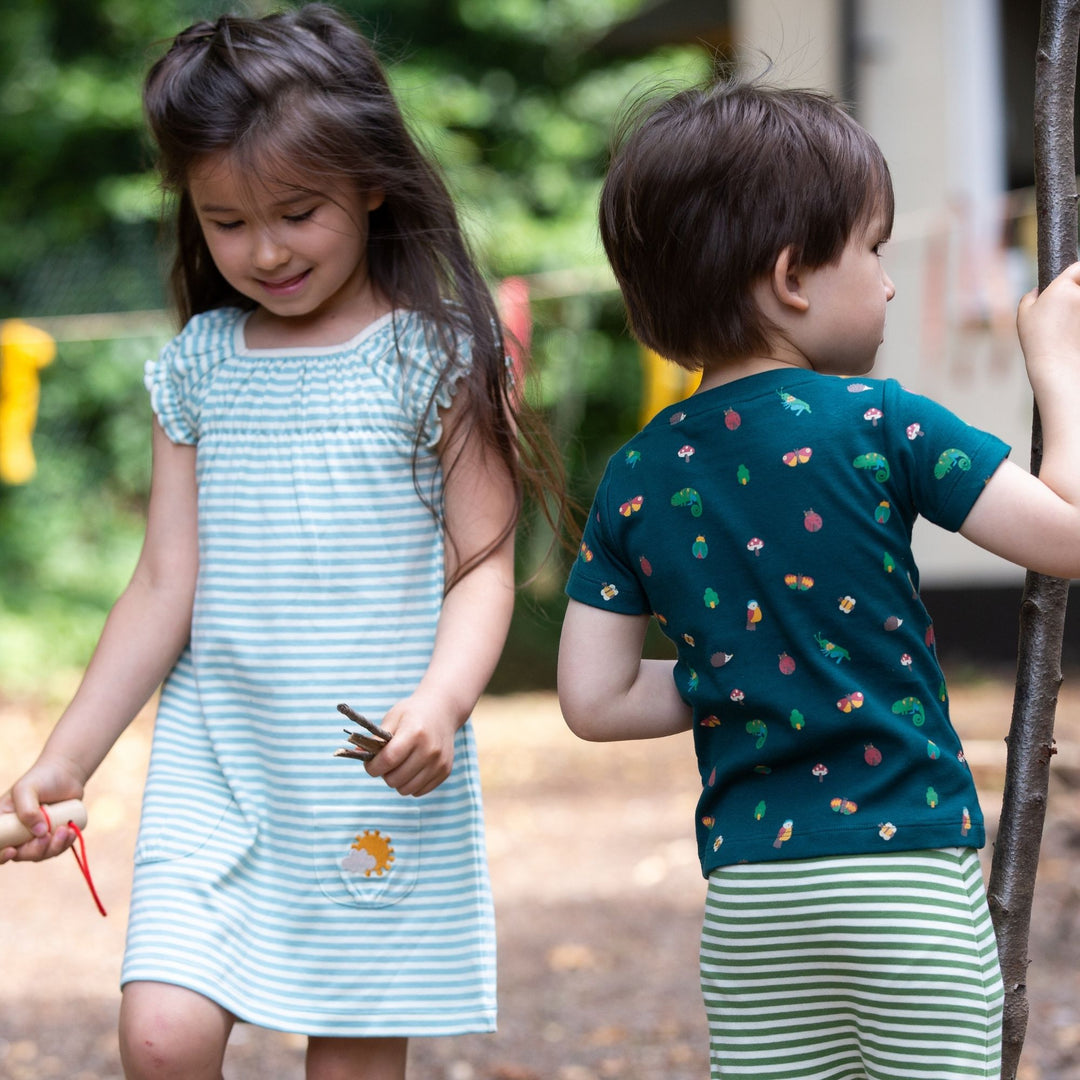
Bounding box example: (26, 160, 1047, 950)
(133, 790, 237, 864)
(312, 801, 421, 908)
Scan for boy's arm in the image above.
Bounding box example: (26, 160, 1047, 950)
(558, 599, 692, 741)
(1, 420, 198, 861)
(960, 261, 1080, 578)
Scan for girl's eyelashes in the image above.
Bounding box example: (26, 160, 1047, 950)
(205, 206, 318, 232)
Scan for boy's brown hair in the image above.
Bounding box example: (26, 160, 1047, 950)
(599, 77, 895, 370)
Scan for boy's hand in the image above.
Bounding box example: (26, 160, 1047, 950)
(362, 692, 460, 797)
(1017, 261, 1080, 392)
(0, 761, 85, 864)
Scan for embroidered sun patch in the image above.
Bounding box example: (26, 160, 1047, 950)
(342, 829, 395, 877)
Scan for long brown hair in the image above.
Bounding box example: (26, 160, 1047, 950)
(143, 3, 566, 586)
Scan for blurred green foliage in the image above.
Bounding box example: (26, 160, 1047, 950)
(0, 0, 710, 695)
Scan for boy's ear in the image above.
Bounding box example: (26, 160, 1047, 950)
(770, 245, 811, 313)
(367, 189, 386, 212)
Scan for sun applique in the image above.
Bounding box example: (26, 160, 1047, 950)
(341, 829, 395, 877)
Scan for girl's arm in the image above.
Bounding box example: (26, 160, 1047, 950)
(0, 421, 198, 862)
(960, 262, 1080, 578)
(364, 395, 517, 797)
(558, 599, 692, 742)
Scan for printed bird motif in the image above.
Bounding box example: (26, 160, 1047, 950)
(746, 600, 762, 630)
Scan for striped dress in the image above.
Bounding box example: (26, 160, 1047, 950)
(122, 307, 496, 1037)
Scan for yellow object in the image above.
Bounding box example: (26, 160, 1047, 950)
(0, 319, 55, 484)
(639, 347, 701, 427)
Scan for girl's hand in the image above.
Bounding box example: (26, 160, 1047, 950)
(363, 692, 461, 797)
(0, 760, 85, 864)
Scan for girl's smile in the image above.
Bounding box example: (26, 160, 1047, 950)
(188, 152, 385, 345)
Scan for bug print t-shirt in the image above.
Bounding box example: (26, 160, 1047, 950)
(566, 369, 1010, 874)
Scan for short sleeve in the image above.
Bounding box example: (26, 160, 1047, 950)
(392, 316, 476, 450)
(565, 455, 652, 615)
(144, 309, 239, 445)
(883, 380, 1010, 531)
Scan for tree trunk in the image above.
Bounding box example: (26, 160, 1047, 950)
(986, 3, 1080, 1077)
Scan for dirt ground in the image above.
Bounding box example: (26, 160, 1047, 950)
(4, 678, 1080, 1080)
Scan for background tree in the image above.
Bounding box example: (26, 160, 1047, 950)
(0, 0, 708, 691)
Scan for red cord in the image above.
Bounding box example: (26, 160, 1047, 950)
(40, 806, 107, 917)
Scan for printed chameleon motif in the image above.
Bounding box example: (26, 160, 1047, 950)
(671, 488, 703, 517)
(853, 453, 890, 482)
(891, 696, 926, 727)
(933, 448, 972, 479)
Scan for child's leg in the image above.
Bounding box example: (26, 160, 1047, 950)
(305, 1036, 408, 1080)
(118, 981, 234, 1080)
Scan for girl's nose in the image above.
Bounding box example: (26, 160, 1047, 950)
(883, 270, 896, 301)
(252, 230, 289, 271)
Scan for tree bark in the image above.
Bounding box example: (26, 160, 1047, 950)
(986, 3, 1080, 1077)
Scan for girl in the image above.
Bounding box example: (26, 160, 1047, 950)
(1, 6, 560, 1078)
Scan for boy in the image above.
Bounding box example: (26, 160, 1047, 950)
(558, 77, 1080, 1079)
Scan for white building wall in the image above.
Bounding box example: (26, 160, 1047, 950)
(733, 0, 1030, 586)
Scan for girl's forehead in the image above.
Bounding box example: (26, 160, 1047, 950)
(188, 150, 331, 208)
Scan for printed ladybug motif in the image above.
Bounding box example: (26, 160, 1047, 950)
(692, 535, 709, 559)
(803, 509, 823, 533)
(874, 501, 891, 524)
(639, 555, 653, 576)
(778, 652, 796, 675)
(864, 744, 882, 767)
(724, 407, 741, 430)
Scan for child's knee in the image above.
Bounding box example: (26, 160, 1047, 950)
(118, 981, 232, 1079)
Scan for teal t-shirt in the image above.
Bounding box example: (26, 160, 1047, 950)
(566, 368, 1010, 876)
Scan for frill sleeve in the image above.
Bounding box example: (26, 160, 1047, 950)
(143, 310, 237, 445)
(883, 379, 1011, 532)
(393, 315, 488, 450)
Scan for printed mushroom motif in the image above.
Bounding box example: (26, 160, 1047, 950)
(906, 422, 924, 440)
(812, 763, 828, 782)
(730, 688, 745, 704)
(864, 407, 883, 426)
(747, 537, 764, 556)
(677, 444, 696, 461)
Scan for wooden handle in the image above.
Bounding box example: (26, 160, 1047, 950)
(0, 799, 88, 847)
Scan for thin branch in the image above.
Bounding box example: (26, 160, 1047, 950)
(986, 3, 1080, 1077)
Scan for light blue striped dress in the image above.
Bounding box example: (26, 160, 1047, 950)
(122, 307, 496, 1037)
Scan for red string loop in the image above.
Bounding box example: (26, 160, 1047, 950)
(40, 805, 107, 917)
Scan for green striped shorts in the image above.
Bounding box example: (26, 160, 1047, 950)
(700, 847, 1003, 1079)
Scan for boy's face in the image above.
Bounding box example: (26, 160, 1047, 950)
(796, 209, 895, 377)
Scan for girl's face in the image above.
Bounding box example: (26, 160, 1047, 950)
(188, 152, 384, 340)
